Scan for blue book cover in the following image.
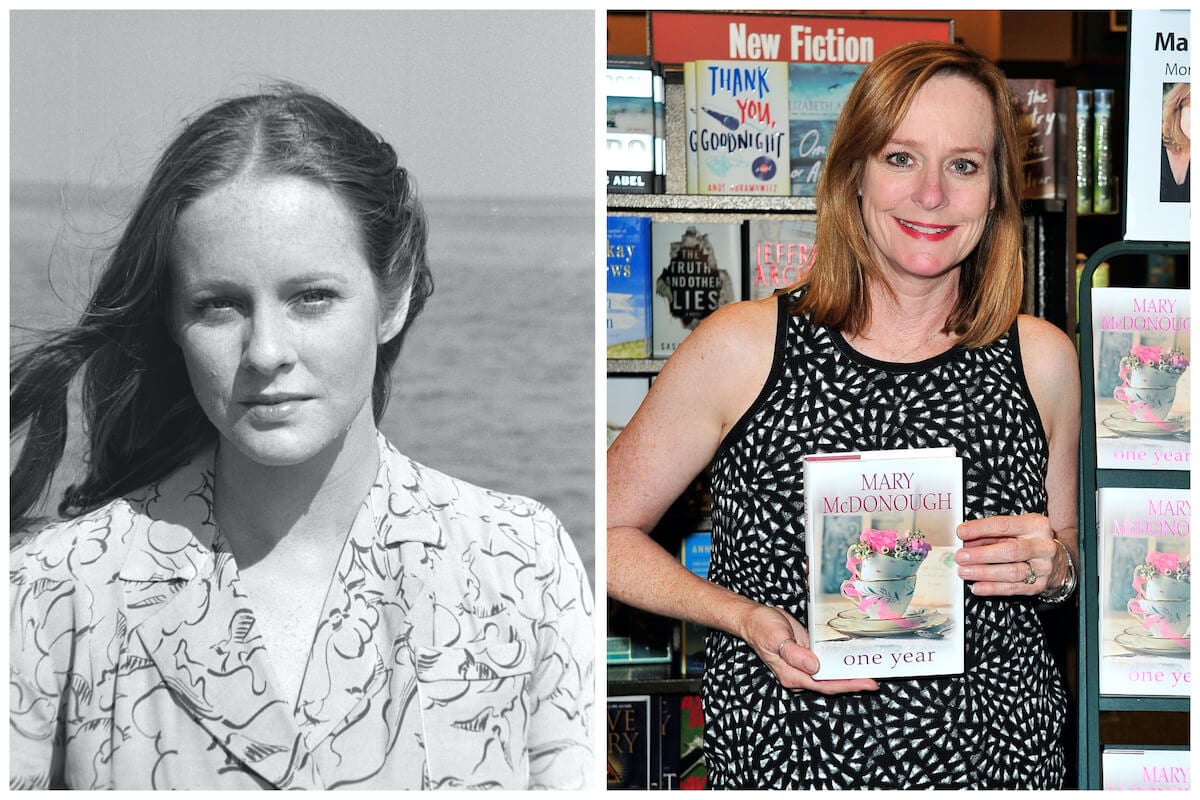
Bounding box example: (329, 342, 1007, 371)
(680, 532, 712, 676)
(788, 62, 865, 196)
(607, 215, 653, 358)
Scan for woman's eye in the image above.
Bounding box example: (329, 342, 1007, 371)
(950, 158, 981, 175)
(885, 152, 913, 168)
(192, 297, 239, 318)
(295, 288, 337, 312)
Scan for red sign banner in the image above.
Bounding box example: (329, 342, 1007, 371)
(650, 11, 954, 66)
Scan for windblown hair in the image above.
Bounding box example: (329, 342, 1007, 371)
(10, 83, 434, 531)
(791, 40, 1027, 348)
(1161, 82, 1191, 153)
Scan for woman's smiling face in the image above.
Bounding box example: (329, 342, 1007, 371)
(170, 175, 404, 469)
(858, 73, 996, 285)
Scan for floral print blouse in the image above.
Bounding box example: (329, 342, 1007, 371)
(9, 436, 594, 790)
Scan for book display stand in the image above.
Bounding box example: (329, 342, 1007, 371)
(1076, 240, 1190, 790)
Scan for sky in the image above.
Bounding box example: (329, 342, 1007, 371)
(9, 9, 597, 201)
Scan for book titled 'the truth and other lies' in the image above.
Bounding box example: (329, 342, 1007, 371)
(804, 447, 964, 680)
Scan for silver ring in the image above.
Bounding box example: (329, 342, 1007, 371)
(776, 638, 794, 657)
(1023, 563, 1037, 584)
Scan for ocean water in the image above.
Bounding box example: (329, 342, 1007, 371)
(8, 183, 596, 580)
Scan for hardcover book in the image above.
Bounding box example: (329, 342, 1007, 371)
(1008, 78, 1058, 200)
(607, 376, 650, 447)
(607, 215, 653, 358)
(606, 696, 653, 789)
(691, 60, 790, 196)
(1097, 486, 1190, 698)
(680, 531, 712, 676)
(803, 448, 965, 680)
(682, 61, 699, 194)
(1091, 287, 1190, 471)
(1124, 9, 1190, 241)
(606, 56, 657, 193)
(1102, 747, 1191, 790)
(747, 216, 817, 300)
(651, 221, 743, 358)
(677, 694, 707, 790)
(788, 61, 865, 196)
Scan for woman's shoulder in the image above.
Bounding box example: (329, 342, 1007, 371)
(1015, 314, 1077, 372)
(377, 438, 564, 534)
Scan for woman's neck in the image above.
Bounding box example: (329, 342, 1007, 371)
(213, 404, 381, 566)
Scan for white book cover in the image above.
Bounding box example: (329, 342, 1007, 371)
(607, 376, 650, 447)
(1091, 287, 1190, 470)
(1097, 486, 1190, 698)
(804, 448, 964, 680)
(693, 60, 790, 196)
(1102, 747, 1191, 790)
(1124, 9, 1190, 242)
(651, 221, 742, 358)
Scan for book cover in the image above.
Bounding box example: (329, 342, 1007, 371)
(1097, 486, 1190, 698)
(1102, 747, 1191, 790)
(1091, 287, 1190, 471)
(678, 694, 707, 790)
(1124, 9, 1190, 241)
(607, 376, 650, 447)
(692, 60, 790, 195)
(653, 62, 666, 194)
(683, 61, 699, 194)
(607, 215, 653, 358)
(1008, 78, 1058, 200)
(747, 216, 817, 300)
(680, 531, 712, 676)
(606, 56, 657, 194)
(606, 695, 653, 789)
(654, 695, 681, 789)
(651, 221, 743, 358)
(788, 61, 866, 196)
(803, 448, 965, 680)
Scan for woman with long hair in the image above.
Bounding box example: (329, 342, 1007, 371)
(10, 84, 593, 790)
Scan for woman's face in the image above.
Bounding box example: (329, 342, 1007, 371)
(858, 73, 996, 284)
(171, 176, 404, 468)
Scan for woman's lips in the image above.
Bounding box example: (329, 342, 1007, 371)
(241, 395, 310, 423)
(896, 218, 956, 241)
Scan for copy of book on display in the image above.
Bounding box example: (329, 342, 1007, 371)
(606, 696, 653, 789)
(803, 448, 964, 680)
(652, 63, 666, 193)
(788, 61, 865, 196)
(606, 376, 650, 447)
(654, 695, 681, 789)
(676, 694, 707, 789)
(651, 221, 743, 358)
(680, 531, 712, 676)
(1102, 747, 1191, 790)
(1097, 487, 1190, 698)
(1091, 288, 1190, 471)
(606, 56, 657, 194)
(747, 216, 817, 300)
(1007, 78, 1058, 200)
(1124, 9, 1190, 241)
(691, 60, 790, 196)
(607, 215, 653, 358)
(682, 61, 699, 194)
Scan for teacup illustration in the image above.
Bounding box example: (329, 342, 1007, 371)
(1115, 345, 1189, 424)
(841, 575, 917, 620)
(1128, 597, 1190, 639)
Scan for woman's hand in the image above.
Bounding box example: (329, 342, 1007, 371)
(736, 603, 879, 695)
(955, 513, 1067, 597)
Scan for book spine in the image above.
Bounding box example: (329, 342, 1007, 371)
(653, 62, 667, 194)
(1076, 90, 1093, 214)
(1093, 88, 1114, 213)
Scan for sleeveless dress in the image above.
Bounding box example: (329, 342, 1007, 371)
(702, 292, 1068, 789)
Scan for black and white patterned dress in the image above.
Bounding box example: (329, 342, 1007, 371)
(702, 292, 1068, 789)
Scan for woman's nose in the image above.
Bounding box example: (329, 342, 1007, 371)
(913, 168, 948, 210)
(242, 308, 296, 373)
